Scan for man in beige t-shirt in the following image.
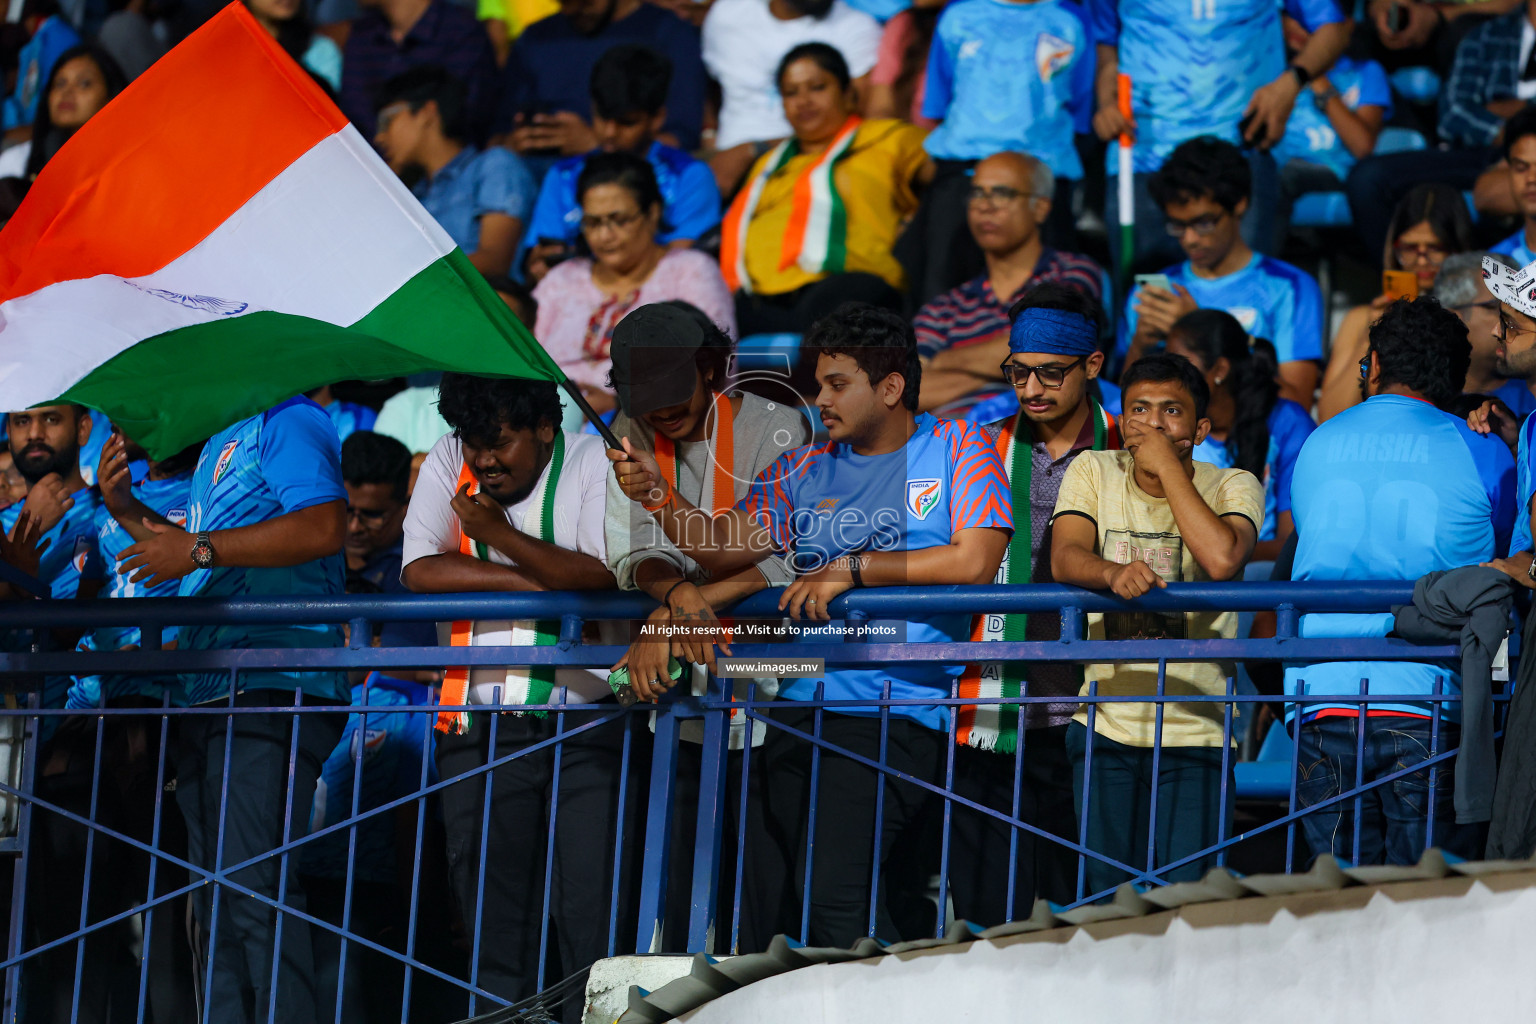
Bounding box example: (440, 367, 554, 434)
(1051, 352, 1264, 897)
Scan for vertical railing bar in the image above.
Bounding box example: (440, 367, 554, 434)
(800, 682, 824, 946)
(1216, 674, 1235, 869)
(865, 681, 890, 939)
(135, 690, 173, 1024)
(399, 691, 434, 1024)
(1286, 684, 1306, 873)
(1144, 660, 1167, 882)
(68, 692, 109, 1024)
(467, 688, 502, 1019)
(1425, 675, 1444, 854)
(606, 703, 633, 959)
(1005, 691, 1026, 921)
(1351, 677, 1368, 864)
(730, 682, 757, 956)
(537, 691, 568, 993)
(1076, 678, 1098, 903)
(935, 674, 958, 938)
(265, 687, 305, 1024)
(200, 668, 241, 1024)
(334, 672, 374, 1024)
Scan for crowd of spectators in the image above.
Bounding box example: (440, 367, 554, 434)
(11, 0, 1536, 1020)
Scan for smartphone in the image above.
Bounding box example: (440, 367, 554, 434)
(1134, 273, 1172, 293)
(607, 656, 683, 707)
(1382, 269, 1419, 302)
(1238, 109, 1267, 147)
(536, 236, 574, 270)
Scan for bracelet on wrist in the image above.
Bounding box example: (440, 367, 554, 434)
(1289, 64, 1312, 89)
(662, 578, 690, 608)
(641, 477, 674, 512)
(849, 552, 865, 588)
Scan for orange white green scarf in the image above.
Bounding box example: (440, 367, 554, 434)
(437, 433, 566, 734)
(956, 401, 1115, 753)
(720, 116, 862, 293)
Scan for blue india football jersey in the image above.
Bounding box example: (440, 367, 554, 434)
(1270, 56, 1392, 180)
(1511, 409, 1536, 556)
(1492, 229, 1536, 268)
(921, 0, 1094, 179)
(1, 485, 102, 710)
(67, 471, 194, 710)
(740, 413, 1012, 730)
(1088, 0, 1344, 172)
(1285, 395, 1515, 717)
(180, 397, 348, 705)
(303, 675, 437, 884)
(324, 400, 376, 444)
(1191, 398, 1314, 541)
(1119, 254, 1324, 365)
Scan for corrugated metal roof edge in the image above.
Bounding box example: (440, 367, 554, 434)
(616, 849, 1536, 1023)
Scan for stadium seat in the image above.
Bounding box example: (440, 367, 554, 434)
(1291, 127, 1429, 229)
(735, 333, 803, 375)
(1234, 720, 1294, 801)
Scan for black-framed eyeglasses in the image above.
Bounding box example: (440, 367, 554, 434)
(1497, 314, 1536, 344)
(1164, 212, 1227, 237)
(347, 505, 397, 525)
(999, 356, 1086, 388)
(1455, 300, 1501, 314)
(966, 185, 1033, 207)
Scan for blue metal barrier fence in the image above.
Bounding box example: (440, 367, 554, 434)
(0, 582, 1489, 1024)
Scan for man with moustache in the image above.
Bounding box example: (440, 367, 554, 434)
(401, 374, 619, 1019)
(610, 303, 1011, 947)
(1, 404, 101, 610)
(948, 283, 1118, 924)
(915, 152, 1105, 420)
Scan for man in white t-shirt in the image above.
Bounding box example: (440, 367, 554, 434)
(703, 0, 881, 191)
(400, 373, 622, 1018)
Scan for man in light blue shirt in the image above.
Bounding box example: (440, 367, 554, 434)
(1121, 137, 1324, 408)
(1087, 0, 1347, 272)
(374, 65, 537, 280)
(116, 394, 348, 1024)
(1490, 107, 1536, 268)
(521, 44, 721, 282)
(1287, 298, 1512, 866)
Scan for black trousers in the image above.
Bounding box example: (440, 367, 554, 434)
(435, 703, 635, 1023)
(176, 692, 344, 1024)
(742, 707, 943, 950)
(25, 703, 196, 1024)
(947, 723, 1079, 926)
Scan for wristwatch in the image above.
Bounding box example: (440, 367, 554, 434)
(1312, 83, 1339, 110)
(1289, 64, 1313, 89)
(1526, 557, 1535, 581)
(191, 532, 216, 570)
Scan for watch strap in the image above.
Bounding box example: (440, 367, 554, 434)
(1289, 64, 1313, 88)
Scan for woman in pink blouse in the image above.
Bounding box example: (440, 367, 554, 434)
(533, 151, 735, 418)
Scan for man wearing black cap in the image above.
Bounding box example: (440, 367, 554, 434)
(604, 301, 810, 949)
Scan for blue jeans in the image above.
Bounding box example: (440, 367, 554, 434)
(1065, 723, 1235, 899)
(1296, 716, 1484, 866)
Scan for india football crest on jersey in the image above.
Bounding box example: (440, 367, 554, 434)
(70, 536, 90, 574)
(210, 440, 239, 485)
(1229, 307, 1259, 332)
(906, 478, 943, 520)
(1036, 33, 1074, 82)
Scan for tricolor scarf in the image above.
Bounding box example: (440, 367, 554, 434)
(653, 390, 734, 517)
(720, 116, 863, 293)
(437, 432, 567, 734)
(956, 400, 1116, 753)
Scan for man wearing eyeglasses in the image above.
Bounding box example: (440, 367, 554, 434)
(947, 282, 1117, 924)
(1121, 137, 1323, 409)
(1434, 252, 1536, 420)
(915, 152, 1105, 419)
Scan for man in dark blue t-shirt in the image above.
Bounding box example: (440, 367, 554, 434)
(497, 0, 707, 161)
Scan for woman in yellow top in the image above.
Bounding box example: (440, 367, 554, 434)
(723, 42, 934, 345)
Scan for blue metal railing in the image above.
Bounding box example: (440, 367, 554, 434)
(0, 582, 1488, 1024)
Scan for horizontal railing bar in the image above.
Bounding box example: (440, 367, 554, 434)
(0, 581, 1422, 630)
(0, 638, 1460, 680)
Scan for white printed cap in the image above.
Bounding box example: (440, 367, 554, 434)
(1483, 254, 1536, 318)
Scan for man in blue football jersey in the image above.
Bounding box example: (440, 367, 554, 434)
(1472, 254, 1536, 571)
(1122, 137, 1325, 409)
(610, 303, 1012, 947)
(1089, 0, 1348, 271)
(521, 44, 722, 282)
(1490, 107, 1536, 269)
(2, 404, 101, 608)
(1288, 298, 1514, 866)
(117, 395, 348, 1024)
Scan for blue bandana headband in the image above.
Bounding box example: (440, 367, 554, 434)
(1008, 307, 1098, 356)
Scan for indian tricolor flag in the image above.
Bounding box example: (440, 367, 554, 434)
(0, 3, 562, 458)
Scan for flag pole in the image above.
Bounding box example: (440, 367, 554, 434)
(1117, 73, 1135, 294)
(560, 378, 624, 451)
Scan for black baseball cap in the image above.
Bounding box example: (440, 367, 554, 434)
(609, 303, 706, 417)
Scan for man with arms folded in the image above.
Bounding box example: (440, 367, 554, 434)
(610, 302, 1011, 947)
(1050, 353, 1263, 898)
